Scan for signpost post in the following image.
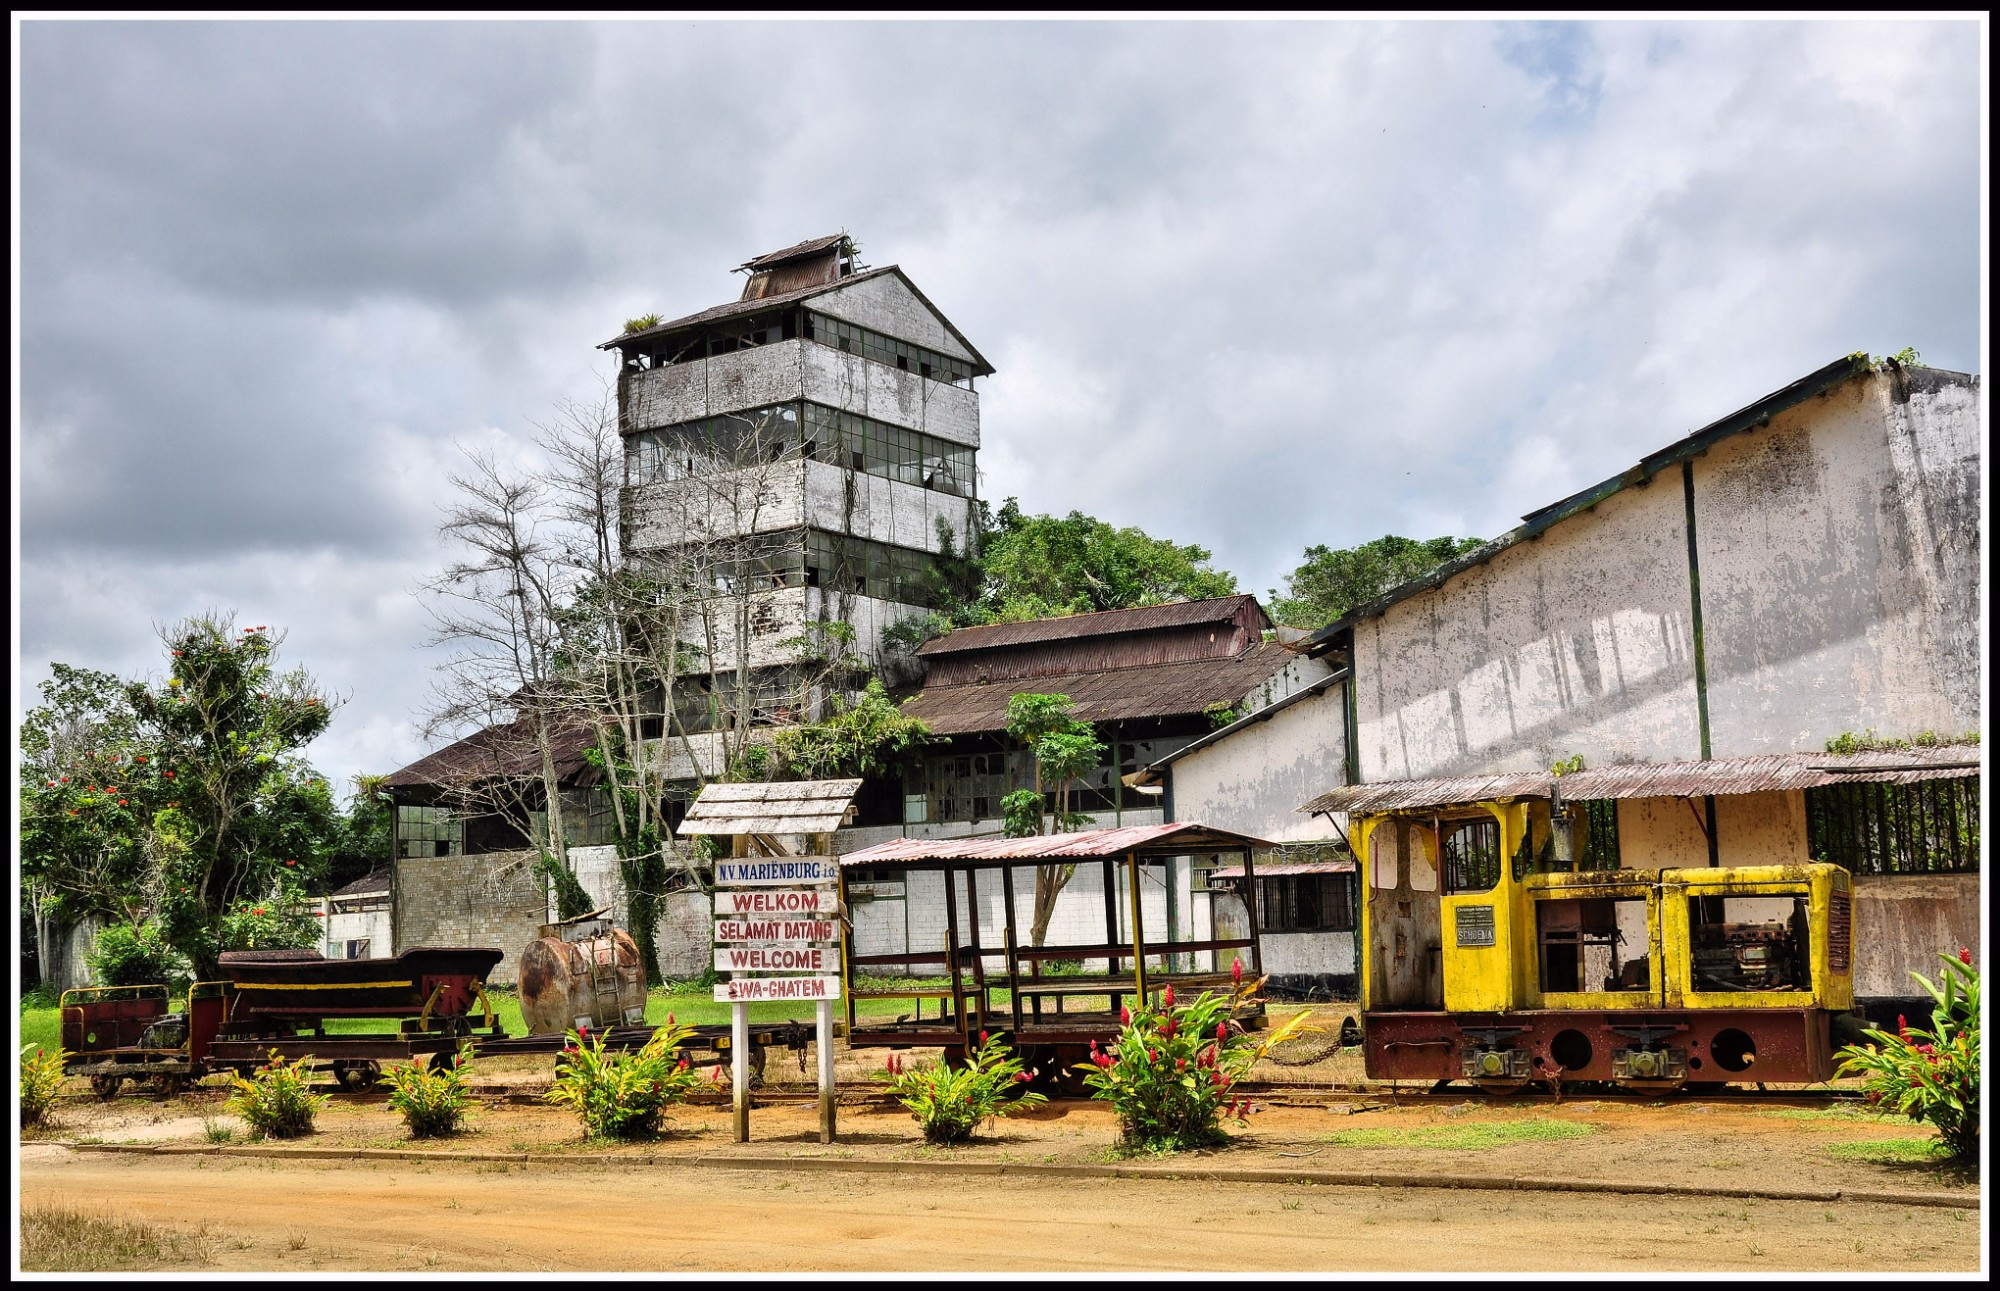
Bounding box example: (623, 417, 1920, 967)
(710, 855, 842, 1144)
(674, 780, 861, 1147)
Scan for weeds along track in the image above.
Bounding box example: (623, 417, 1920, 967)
(62, 1081, 1863, 1111)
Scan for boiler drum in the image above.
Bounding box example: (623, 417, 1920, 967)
(517, 928, 648, 1035)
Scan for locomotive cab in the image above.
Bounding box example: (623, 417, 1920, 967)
(1355, 797, 1855, 1092)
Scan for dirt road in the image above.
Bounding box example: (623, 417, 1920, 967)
(18, 1145, 1980, 1272)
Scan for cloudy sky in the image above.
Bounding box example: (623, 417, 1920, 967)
(16, 17, 1984, 799)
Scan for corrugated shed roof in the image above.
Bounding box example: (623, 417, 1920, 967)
(740, 234, 849, 271)
(917, 596, 1265, 656)
(897, 641, 1295, 735)
(329, 868, 393, 900)
(1210, 860, 1355, 879)
(677, 778, 864, 837)
(381, 719, 599, 791)
(840, 822, 1271, 867)
(600, 265, 900, 350)
(1298, 747, 1981, 816)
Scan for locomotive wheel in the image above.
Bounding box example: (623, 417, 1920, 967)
(748, 1044, 768, 1090)
(150, 1073, 189, 1098)
(333, 1061, 381, 1091)
(90, 1074, 124, 1100)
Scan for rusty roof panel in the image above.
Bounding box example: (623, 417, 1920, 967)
(382, 719, 599, 791)
(1210, 861, 1355, 879)
(600, 265, 899, 350)
(897, 641, 1295, 735)
(1299, 747, 1981, 816)
(917, 596, 1266, 656)
(739, 234, 849, 272)
(678, 778, 863, 836)
(840, 822, 1270, 867)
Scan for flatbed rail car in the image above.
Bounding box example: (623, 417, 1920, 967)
(837, 823, 1276, 1082)
(1350, 794, 1858, 1093)
(474, 1020, 815, 1083)
(61, 945, 508, 1096)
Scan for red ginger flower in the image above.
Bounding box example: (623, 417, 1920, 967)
(1232, 958, 1243, 986)
(1217, 1022, 1229, 1042)
(1961, 947, 1974, 965)
(1162, 985, 1175, 1008)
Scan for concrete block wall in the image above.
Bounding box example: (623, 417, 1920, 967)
(814, 272, 977, 363)
(394, 850, 548, 986)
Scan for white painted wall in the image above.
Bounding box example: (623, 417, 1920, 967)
(1168, 683, 1348, 844)
(803, 460, 976, 554)
(321, 899, 392, 959)
(802, 343, 980, 447)
(814, 272, 978, 363)
(1349, 367, 1980, 780)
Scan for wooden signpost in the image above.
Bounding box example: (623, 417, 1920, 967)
(675, 779, 860, 1145)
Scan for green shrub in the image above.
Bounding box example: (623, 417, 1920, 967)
(381, 1044, 476, 1139)
(20, 1044, 68, 1127)
(1835, 949, 1979, 1162)
(880, 1031, 1046, 1145)
(225, 1051, 329, 1139)
(1078, 969, 1313, 1153)
(545, 1021, 703, 1141)
(85, 921, 189, 989)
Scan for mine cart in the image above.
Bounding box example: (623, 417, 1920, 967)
(839, 822, 1272, 1084)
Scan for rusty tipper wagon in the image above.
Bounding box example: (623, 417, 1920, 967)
(60, 945, 507, 1096)
(839, 823, 1274, 1079)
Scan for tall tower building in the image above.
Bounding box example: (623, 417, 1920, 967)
(601, 234, 992, 778)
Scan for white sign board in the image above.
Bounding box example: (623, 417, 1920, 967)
(716, 888, 837, 917)
(714, 857, 841, 886)
(715, 917, 839, 944)
(714, 976, 842, 1003)
(716, 945, 836, 974)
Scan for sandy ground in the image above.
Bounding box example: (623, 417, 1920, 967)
(16, 1142, 1981, 1273)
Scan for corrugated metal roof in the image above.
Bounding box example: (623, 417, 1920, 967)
(740, 234, 848, 272)
(1298, 747, 1981, 816)
(600, 265, 899, 349)
(1210, 861, 1355, 879)
(382, 718, 599, 791)
(897, 641, 1295, 735)
(677, 779, 864, 837)
(329, 868, 393, 899)
(917, 596, 1265, 656)
(840, 822, 1270, 868)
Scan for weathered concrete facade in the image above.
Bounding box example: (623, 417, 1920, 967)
(1349, 364, 1980, 779)
(1165, 681, 1349, 845)
(393, 851, 549, 986)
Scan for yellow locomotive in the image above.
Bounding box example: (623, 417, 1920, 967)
(1353, 795, 1855, 1091)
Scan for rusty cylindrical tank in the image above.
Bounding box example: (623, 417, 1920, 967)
(518, 915, 648, 1035)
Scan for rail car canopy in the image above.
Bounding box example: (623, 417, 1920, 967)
(839, 821, 1274, 868)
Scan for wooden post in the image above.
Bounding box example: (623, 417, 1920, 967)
(816, 997, 836, 1144)
(944, 865, 965, 1045)
(1242, 845, 1264, 979)
(731, 1000, 749, 1143)
(1127, 850, 1147, 1003)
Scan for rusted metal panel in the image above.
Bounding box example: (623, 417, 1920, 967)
(739, 233, 850, 273)
(917, 595, 1267, 656)
(1209, 860, 1354, 879)
(600, 265, 898, 350)
(381, 717, 599, 791)
(900, 641, 1296, 736)
(1362, 1007, 1835, 1083)
(840, 822, 1271, 868)
(1301, 747, 1979, 816)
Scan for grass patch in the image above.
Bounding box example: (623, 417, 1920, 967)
(1823, 1139, 1952, 1164)
(1758, 1106, 1889, 1123)
(1324, 1119, 1596, 1151)
(19, 1202, 216, 1271)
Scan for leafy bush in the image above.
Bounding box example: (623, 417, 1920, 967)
(20, 1045, 68, 1127)
(1835, 948, 1979, 1162)
(85, 921, 189, 989)
(880, 1031, 1046, 1145)
(214, 879, 322, 953)
(545, 1020, 703, 1140)
(1078, 967, 1312, 1153)
(381, 1045, 476, 1139)
(225, 1051, 329, 1139)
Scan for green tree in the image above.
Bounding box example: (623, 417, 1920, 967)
(769, 678, 935, 780)
(1002, 693, 1108, 946)
(976, 501, 1238, 622)
(1269, 534, 1486, 629)
(124, 615, 343, 975)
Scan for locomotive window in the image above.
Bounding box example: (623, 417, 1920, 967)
(1687, 894, 1812, 992)
(1536, 897, 1649, 993)
(1441, 819, 1500, 894)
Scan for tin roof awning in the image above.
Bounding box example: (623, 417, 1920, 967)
(1299, 748, 1981, 816)
(841, 822, 1270, 869)
(1210, 860, 1355, 880)
(676, 779, 864, 837)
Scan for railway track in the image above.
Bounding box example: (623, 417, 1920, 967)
(62, 1080, 1864, 1111)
